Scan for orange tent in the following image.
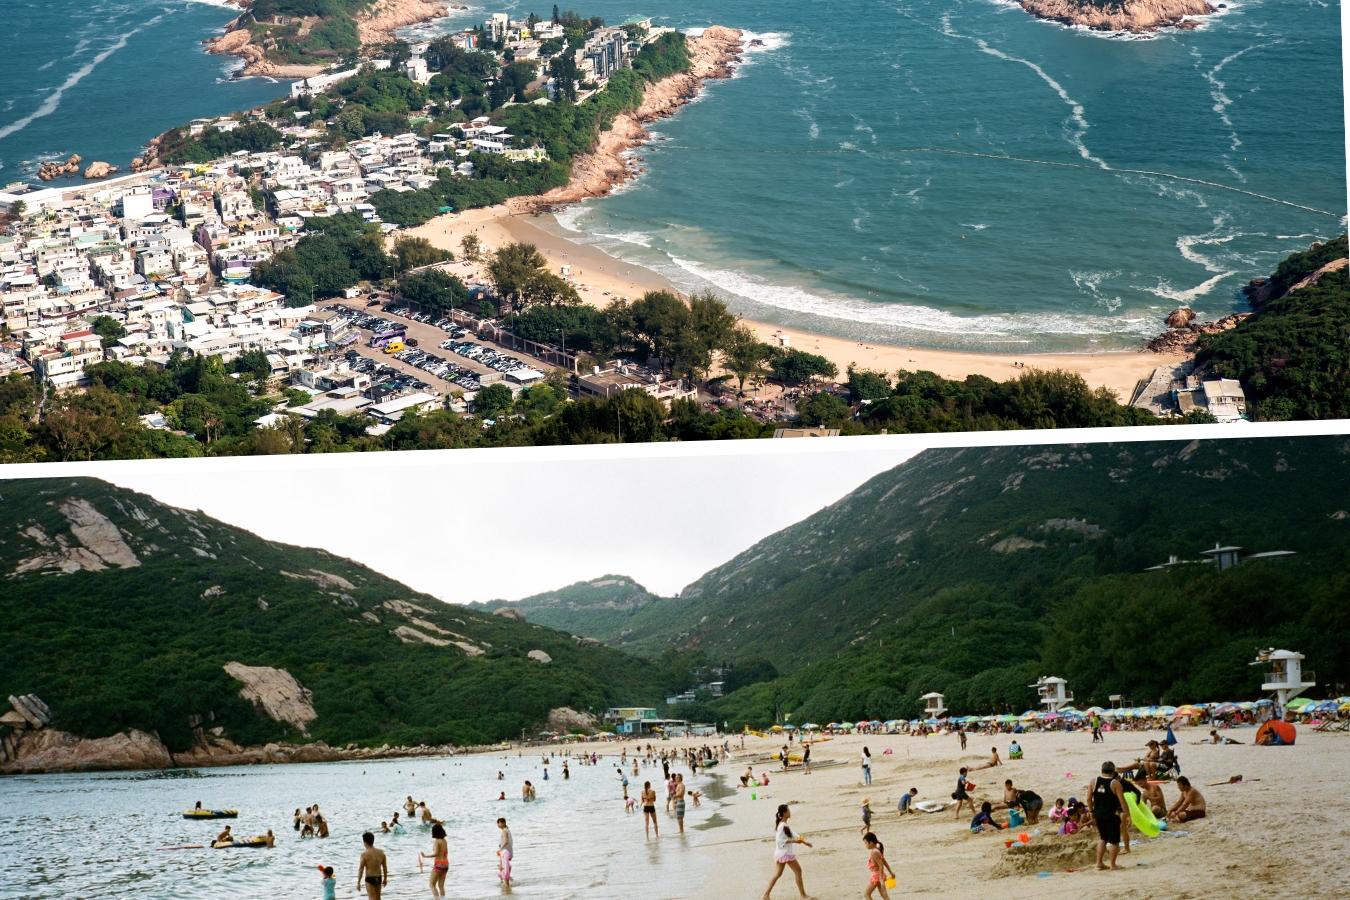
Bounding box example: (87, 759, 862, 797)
(1255, 720, 1296, 745)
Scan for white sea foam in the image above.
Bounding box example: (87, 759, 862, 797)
(961, 223, 990, 230)
(1144, 271, 1234, 303)
(0, 30, 137, 141)
(668, 256, 1156, 339)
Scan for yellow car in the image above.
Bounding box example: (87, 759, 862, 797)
(382, 341, 404, 354)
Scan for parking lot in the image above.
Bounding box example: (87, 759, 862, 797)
(332, 305, 549, 397)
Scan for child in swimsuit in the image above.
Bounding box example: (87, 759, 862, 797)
(862, 832, 895, 900)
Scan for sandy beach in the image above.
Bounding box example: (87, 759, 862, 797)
(648, 728, 1346, 899)
(407, 208, 1184, 400)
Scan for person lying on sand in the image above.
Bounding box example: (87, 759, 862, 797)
(1209, 730, 1244, 745)
(1166, 777, 1206, 822)
(971, 747, 1002, 770)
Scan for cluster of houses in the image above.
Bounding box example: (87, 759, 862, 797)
(1130, 360, 1252, 422)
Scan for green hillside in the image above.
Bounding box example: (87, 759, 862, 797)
(469, 575, 668, 643)
(504, 437, 1350, 722)
(0, 479, 660, 751)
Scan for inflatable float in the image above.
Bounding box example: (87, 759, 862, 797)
(183, 809, 238, 820)
(1124, 792, 1162, 837)
(212, 837, 269, 849)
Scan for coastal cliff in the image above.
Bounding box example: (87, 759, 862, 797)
(509, 26, 745, 213)
(1019, 0, 1215, 32)
(204, 0, 449, 78)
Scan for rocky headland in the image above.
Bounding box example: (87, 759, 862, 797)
(205, 0, 448, 78)
(509, 26, 745, 214)
(1019, 0, 1216, 32)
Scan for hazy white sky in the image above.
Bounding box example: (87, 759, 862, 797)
(97, 440, 918, 603)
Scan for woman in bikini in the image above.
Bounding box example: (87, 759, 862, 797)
(863, 832, 896, 900)
(641, 781, 659, 839)
(419, 823, 449, 896)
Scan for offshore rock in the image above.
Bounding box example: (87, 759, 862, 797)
(82, 161, 118, 179)
(1018, 0, 1215, 31)
(1165, 307, 1196, 328)
(1, 728, 173, 774)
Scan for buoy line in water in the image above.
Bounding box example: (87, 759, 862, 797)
(655, 146, 1341, 218)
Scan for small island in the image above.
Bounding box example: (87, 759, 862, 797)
(1018, 0, 1216, 33)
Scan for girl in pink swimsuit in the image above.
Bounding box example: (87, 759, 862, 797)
(863, 832, 895, 900)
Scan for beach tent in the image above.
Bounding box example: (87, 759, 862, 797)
(1255, 720, 1296, 745)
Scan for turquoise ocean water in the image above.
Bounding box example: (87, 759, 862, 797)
(1, 0, 1345, 351)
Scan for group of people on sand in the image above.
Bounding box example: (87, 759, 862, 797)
(294, 805, 329, 839)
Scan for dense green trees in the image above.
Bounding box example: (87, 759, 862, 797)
(252, 212, 391, 304)
(158, 121, 285, 164)
(399, 268, 469, 312)
(1196, 235, 1350, 421)
(393, 234, 453, 270)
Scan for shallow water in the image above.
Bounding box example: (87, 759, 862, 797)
(0, 752, 728, 900)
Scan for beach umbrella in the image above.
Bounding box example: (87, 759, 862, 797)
(1085, 706, 1106, 714)
(784, 724, 798, 730)
(804, 723, 819, 730)
(1173, 705, 1203, 717)
(1020, 710, 1039, 720)
(1157, 706, 1178, 716)
(840, 722, 856, 730)
(999, 714, 1018, 723)
(1340, 701, 1350, 712)
(1287, 697, 1313, 710)
(770, 725, 783, 732)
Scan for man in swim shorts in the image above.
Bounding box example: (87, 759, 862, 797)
(674, 774, 687, 833)
(1167, 777, 1207, 822)
(1089, 762, 1126, 871)
(357, 832, 388, 900)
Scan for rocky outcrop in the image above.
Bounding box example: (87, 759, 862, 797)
(37, 155, 82, 181)
(130, 144, 162, 174)
(510, 27, 745, 214)
(1165, 307, 1196, 328)
(281, 569, 357, 590)
(393, 625, 452, 646)
(12, 500, 141, 576)
(991, 536, 1046, 553)
(356, 0, 448, 45)
(1146, 312, 1247, 354)
(527, 649, 553, 663)
(1, 728, 174, 774)
(223, 662, 318, 733)
(1018, 0, 1215, 32)
(1285, 257, 1347, 295)
(82, 161, 118, 180)
(546, 707, 599, 734)
(494, 606, 527, 621)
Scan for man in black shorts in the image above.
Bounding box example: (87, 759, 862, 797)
(357, 831, 388, 899)
(1089, 762, 1126, 871)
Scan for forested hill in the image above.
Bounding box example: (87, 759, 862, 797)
(0, 479, 660, 752)
(507, 436, 1350, 718)
(468, 575, 668, 643)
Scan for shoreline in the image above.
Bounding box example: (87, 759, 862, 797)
(1018, 0, 1217, 32)
(409, 207, 1188, 401)
(506, 26, 746, 214)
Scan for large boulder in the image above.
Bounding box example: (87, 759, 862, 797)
(527, 649, 552, 664)
(1165, 307, 1196, 328)
(82, 161, 117, 179)
(494, 606, 526, 622)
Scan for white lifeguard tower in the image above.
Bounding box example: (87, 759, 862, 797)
(920, 692, 947, 719)
(1031, 676, 1073, 713)
(1252, 648, 1315, 715)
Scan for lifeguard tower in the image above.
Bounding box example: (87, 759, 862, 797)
(1031, 676, 1073, 713)
(1252, 649, 1315, 715)
(920, 692, 947, 719)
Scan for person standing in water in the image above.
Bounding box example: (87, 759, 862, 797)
(674, 774, 687, 834)
(419, 823, 449, 896)
(763, 804, 812, 900)
(641, 781, 659, 838)
(357, 832, 388, 900)
(496, 817, 513, 886)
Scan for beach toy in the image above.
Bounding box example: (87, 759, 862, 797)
(751, 794, 757, 800)
(1017, 833, 1030, 844)
(1124, 792, 1162, 838)
(1036, 873, 1053, 878)
(1004, 839, 1014, 849)
(885, 877, 897, 889)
